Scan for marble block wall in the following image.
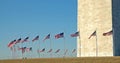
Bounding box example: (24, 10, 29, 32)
(77, 0, 113, 57)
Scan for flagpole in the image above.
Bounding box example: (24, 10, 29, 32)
(11, 48, 13, 59)
(71, 50, 73, 57)
(63, 37, 66, 58)
(78, 30, 81, 57)
(11, 47, 14, 59)
(15, 45, 19, 59)
(96, 30, 98, 56)
(13, 45, 17, 59)
(22, 51, 23, 59)
(13, 46, 15, 59)
(38, 40, 41, 58)
(78, 35, 81, 57)
(77, 30, 81, 57)
(21, 45, 23, 59)
(37, 49, 40, 58)
(50, 38, 52, 58)
(21, 43, 23, 59)
(63, 30, 66, 58)
(29, 41, 31, 58)
(64, 49, 68, 57)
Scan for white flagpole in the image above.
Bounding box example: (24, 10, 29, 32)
(76, 31, 81, 57)
(64, 49, 68, 57)
(78, 33, 81, 57)
(29, 40, 31, 58)
(21, 47, 24, 59)
(63, 37, 66, 58)
(11, 47, 14, 59)
(21, 43, 23, 59)
(37, 49, 40, 58)
(95, 30, 98, 56)
(50, 38, 52, 58)
(77, 29, 81, 57)
(38, 40, 41, 58)
(63, 30, 66, 58)
(13, 45, 17, 59)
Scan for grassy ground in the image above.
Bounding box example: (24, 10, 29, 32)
(0, 57, 120, 63)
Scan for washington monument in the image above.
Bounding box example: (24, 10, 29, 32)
(77, 0, 120, 57)
(77, 0, 113, 57)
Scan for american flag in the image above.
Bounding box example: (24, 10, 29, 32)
(39, 48, 45, 52)
(22, 37, 29, 43)
(8, 40, 16, 48)
(71, 32, 79, 37)
(88, 30, 96, 39)
(32, 35, 39, 42)
(55, 32, 64, 39)
(47, 49, 52, 53)
(72, 49, 76, 53)
(26, 47, 32, 52)
(15, 38, 22, 44)
(22, 47, 27, 54)
(43, 34, 50, 42)
(55, 49, 60, 53)
(103, 30, 112, 36)
(18, 47, 26, 54)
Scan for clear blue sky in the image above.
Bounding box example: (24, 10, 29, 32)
(0, 0, 77, 59)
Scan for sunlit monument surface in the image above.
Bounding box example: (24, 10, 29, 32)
(77, 0, 113, 57)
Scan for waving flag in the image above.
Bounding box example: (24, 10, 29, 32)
(88, 30, 96, 39)
(29, 47, 32, 51)
(71, 32, 79, 37)
(43, 34, 50, 42)
(22, 37, 29, 43)
(55, 49, 60, 53)
(103, 30, 113, 36)
(18, 47, 27, 54)
(32, 35, 39, 42)
(8, 40, 16, 48)
(39, 48, 45, 52)
(22, 47, 27, 54)
(47, 49, 52, 53)
(15, 38, 22, 44)
(18, 47, 26, 50)
(26, 47, 32, 52)
(55, 32, 64, 39)
(72, 49, 76, 53)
